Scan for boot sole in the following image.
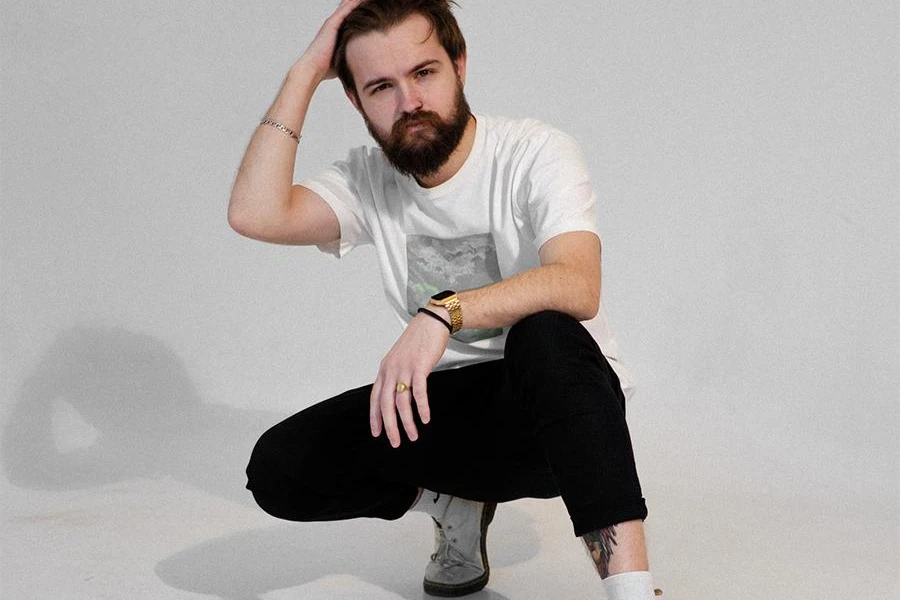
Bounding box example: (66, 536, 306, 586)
(423, 501, 497, 597)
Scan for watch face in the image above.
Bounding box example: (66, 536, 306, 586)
(431, 290, 456, 302)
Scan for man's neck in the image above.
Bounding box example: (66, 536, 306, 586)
(415, 115, 477, 189)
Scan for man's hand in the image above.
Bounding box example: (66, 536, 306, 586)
(296, 0, 365, 83)
(370, 311, 451, 448)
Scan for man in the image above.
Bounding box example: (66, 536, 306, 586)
(229, 0, 661, 597)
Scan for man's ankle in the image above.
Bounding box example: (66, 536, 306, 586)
(602, 571, 661, 599)
(582, 520, 649, 577)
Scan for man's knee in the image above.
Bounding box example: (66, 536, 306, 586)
(245, 426, 284, 504)
(505, 310, 595, 368)
(504, 310, 623, 416)
(245, 425, 320, 521)
(246, 408, 322, 486)
(245, 426, 277, 489)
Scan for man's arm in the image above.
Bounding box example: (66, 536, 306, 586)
(458, 230, 601, 327)
(371, 230, 601, 448)
(227, 0, 364, 245)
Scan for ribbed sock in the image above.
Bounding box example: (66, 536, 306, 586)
(409, 489, 451, 519)
(602, 571, 659, 599)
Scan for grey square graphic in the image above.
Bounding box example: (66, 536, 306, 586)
(406, 233, 504, 343)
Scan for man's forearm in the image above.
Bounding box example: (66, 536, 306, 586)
(459, 263, 600, 329)
(439, 231, 603, 331)
(227, 64, 321, 233)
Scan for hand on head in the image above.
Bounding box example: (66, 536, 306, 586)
(297, 0, 366, 83)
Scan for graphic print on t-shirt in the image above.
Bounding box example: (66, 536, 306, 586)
(406, 233, 503, 343)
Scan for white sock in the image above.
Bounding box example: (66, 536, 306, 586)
(409, 489, 452, 519)
(602, 571, 658, 600)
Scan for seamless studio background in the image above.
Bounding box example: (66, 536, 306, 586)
(1, 1, 897, 598)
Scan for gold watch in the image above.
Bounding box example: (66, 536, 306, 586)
(429, 290, 463, 334)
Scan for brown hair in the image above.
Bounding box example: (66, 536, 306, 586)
(333, 0, 466, 96)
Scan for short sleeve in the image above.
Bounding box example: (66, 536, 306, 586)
(521, 130, 599, 249)
(299, 149, 373, 258)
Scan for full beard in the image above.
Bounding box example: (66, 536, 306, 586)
(365, 85, 472, 180)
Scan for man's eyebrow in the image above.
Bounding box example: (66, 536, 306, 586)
(361, 60, 442, 92)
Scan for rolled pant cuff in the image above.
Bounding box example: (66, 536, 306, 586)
(571, 499, 649, 537)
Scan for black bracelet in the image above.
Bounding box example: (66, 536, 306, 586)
(417, 307, 453, 334)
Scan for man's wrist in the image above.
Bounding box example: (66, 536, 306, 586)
(288, 57, 329, 88)
(279, 66, 323, 109)
(426, 305, 451, 323)
(429, 290, 463, 334)
(416, 307, 452, 334)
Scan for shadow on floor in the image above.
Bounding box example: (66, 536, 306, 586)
(1, 325, 273, 504)
(155, 505, 542, 600)
(2, 325, 542, 598)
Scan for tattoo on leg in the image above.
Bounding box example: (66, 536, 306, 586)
(582, 525, 618, 578)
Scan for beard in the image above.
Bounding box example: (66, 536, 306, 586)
(364, 83, 472, 180)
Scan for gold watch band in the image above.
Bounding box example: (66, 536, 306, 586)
(430, 292, 463, 334)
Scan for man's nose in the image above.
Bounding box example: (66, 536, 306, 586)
(398, 83, 423, 113)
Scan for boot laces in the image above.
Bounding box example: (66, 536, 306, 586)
(430, 521, 476, 568)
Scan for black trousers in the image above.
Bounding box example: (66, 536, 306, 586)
(246, 311, 647, 536)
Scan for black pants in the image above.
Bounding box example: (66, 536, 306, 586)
(246, 311, 647, 536)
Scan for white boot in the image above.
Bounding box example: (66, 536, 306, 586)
(423, 497, 497, 597)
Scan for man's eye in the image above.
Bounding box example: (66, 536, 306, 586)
(416, 69, 433, 78)
(372, 83, 391, 94)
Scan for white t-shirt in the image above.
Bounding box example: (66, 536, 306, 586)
(301, 114, 634, 397)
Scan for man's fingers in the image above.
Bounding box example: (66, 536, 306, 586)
(412, 372, 430, 425)
(379, 384, 401, 448)
(330, 0, 364, 23)
(395, 380, 419, 443)
(306, 0, 364, 78)
(369, 378, 384, 437)
(372, 313, 450, 448)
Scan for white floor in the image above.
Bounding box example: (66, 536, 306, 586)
(2, 400, 896, 600)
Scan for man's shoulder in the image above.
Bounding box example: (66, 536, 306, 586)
(479, 113, 564, 139)
(326, 144, 392, 180)
(478, 114, 583, 161)
(341, 143, 386, 166)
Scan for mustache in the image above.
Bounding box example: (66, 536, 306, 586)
(392, 111, 443, 135)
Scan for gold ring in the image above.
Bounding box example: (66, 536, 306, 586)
(395, 382, 411, 393)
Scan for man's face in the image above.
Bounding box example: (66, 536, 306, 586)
(345, 13, 471, 179)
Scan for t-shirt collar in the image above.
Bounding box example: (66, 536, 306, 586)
(394, 114, 485, 199)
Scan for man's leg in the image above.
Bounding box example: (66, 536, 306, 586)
(245, 383, 420, 524)
(503, 311, 659, 597)
(583, 521, 662, 598)
(245, 365, 516, 596)
(245, 325, 658, 596)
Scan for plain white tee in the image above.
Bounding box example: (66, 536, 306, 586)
(301, 114, 634, 397)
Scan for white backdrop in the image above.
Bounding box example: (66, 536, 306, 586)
(2, 1, 897, 598)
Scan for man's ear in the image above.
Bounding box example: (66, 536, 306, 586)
(454, 53, 468, 86)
